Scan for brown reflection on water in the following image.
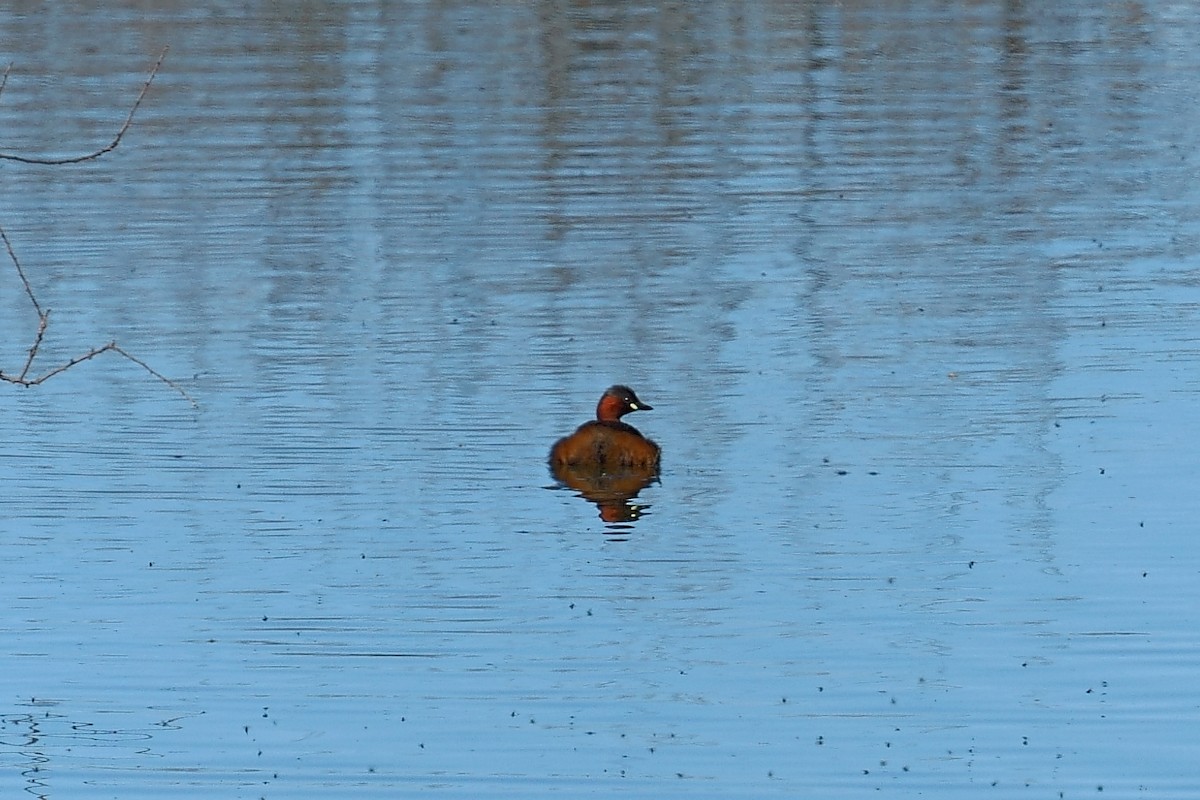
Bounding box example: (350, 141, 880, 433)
(550, 461, 659, 525)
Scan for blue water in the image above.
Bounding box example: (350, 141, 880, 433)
(2, 2, 1199, 797)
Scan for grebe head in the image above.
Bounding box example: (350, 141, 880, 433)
(596, 385, 652, 422)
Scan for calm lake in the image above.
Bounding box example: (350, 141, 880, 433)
(2, 2, 1199, 797)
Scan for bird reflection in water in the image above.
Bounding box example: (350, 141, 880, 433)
(550, 460, 659, 524)
(548, 386, 660, 526)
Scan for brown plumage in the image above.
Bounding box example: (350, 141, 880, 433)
(549, 385, 661, 471)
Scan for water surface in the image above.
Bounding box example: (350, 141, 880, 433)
(2, 2, 1199, 797)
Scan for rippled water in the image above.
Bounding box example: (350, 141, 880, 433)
(2, 2, 1199, 797)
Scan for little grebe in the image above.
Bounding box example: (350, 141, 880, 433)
(549, 385, 661, 471)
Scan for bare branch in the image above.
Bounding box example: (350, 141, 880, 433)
(0, 61, 12, 100)
(1, 224, 196, 406)
(0, 50, 196, 408)
(9, 340, 117, 384)
(0, 334, 199, 409)
(111, 344, 198, 407)
(17, 307, 49, 382)
(0, 224, 43, 315)
(0, 46, 168, 166)
(0, 224, 50, 380)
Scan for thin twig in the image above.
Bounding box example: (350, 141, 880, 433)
(0, 61, 12, 101)
(111, 344, 198, 407)
(0, 223, 41, 315)
(0, 46, 168, 166)
(11, 340, 117, 384)
(17, 308, 49, 383)
(0, 224, 49, 381)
